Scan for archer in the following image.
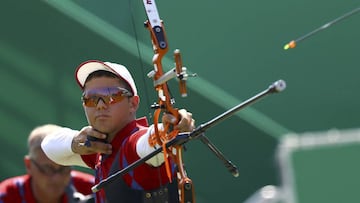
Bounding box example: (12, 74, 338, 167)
(41, 59, 195, 203)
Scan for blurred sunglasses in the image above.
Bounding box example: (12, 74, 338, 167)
(31, 159, 71, 176)
(82, 87, 133, 107)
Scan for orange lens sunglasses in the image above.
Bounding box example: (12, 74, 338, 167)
(82, 87, 133, 107)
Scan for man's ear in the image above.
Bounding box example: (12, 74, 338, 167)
(129, 96, 140, 112)
(24, 155, 31, 173)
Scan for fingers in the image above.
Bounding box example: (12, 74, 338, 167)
(71, 126, 112, 155)
(175, 116, 195, 132)
(79, 140, 112, 155)
(162, 109, 195, 132)
(175, 109, 195, 132)
(83, 126, 107, 140)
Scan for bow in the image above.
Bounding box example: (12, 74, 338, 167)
(142, 0, 195, 202)
(91, 0, 195, 201)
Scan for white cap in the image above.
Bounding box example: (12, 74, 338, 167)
(75, 60, 138, 96)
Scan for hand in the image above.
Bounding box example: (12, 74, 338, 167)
(162, 109, 195, 132)
(71, 126, 112, 155)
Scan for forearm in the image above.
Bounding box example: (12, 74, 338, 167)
(136, 124, 165, 167)
(41, 127, 89, 167)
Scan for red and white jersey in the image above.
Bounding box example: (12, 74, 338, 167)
(81, 117, 176, 203)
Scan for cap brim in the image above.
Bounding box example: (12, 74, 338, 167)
(76, 60, 117, 88)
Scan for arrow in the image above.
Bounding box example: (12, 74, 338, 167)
(284, 7, 360, 50)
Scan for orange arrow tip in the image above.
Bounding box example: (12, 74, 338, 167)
(283, 40, 297, 50)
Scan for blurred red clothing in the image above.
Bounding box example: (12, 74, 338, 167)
(0, 170, 94, 203)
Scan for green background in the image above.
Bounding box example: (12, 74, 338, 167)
(1, 0, 359, 202)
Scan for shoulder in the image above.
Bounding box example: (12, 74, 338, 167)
(0, 175, 28, 189)
(0, 175, 29, 202)
(136, 116, 149, 127)
(125, 118, 150, 144)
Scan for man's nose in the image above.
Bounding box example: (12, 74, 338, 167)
(96, 97, 108, 109)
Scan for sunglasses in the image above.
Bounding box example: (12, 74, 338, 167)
(82, 87, 133, 107)
(31, 159, 71, 176)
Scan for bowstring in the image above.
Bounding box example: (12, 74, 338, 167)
(127, 0, 165, 187)
(128, 0, 152, 120)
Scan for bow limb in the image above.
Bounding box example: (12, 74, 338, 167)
(173, 145, 195, 202)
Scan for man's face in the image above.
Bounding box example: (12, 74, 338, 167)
(82, 76, 138, 137)
(26, 149, 71, 199)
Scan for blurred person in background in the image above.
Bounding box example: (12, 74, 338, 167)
(0, 124, 95, 203)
